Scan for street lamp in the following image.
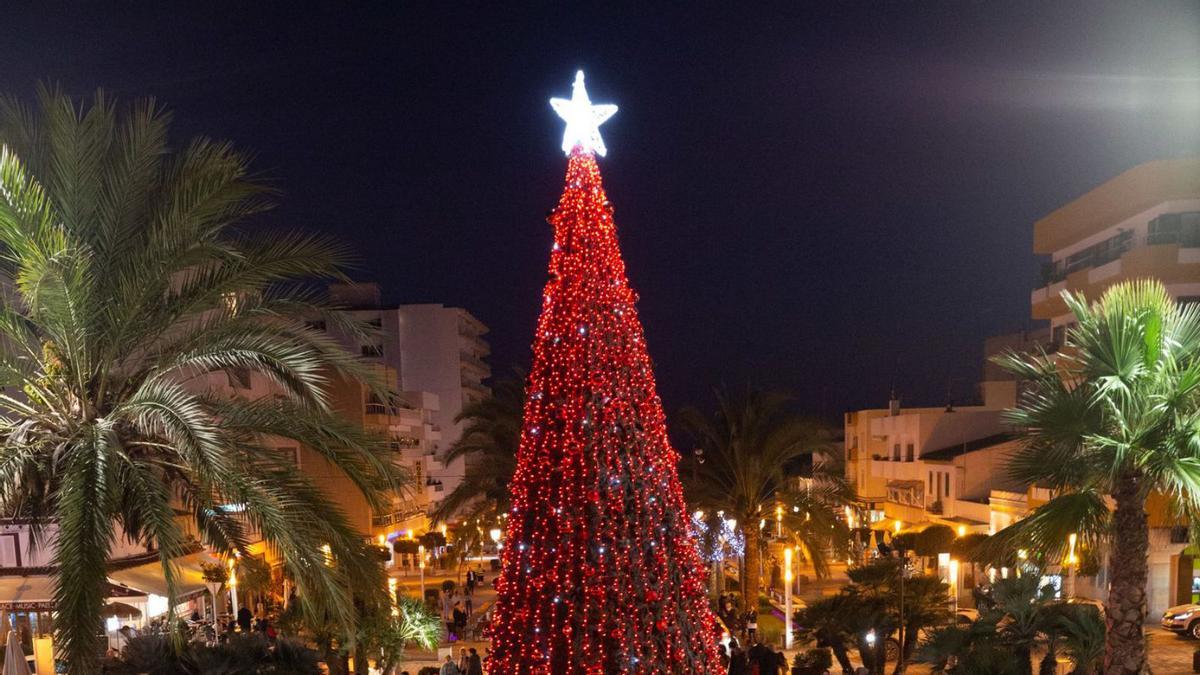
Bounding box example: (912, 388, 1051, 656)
(783, 547, 794, 649)
(775, 505, 783, 538)
(418, 544, 426, 599)
(227, 559, 239, 620)
(948, 560, 959, 614)
(490, 527, 503, 550)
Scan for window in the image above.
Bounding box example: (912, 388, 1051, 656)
(892, 443, 900, 461)
(366, 393, 388, 415)
(305, 320, 327, 332)
(361, 345, 383, 357)
(367, 317, 383, 328)
(943, 474, 951, 498)
(1052, 325, 1067, 348)
(1149, 212, 1200, 247)
(278, 446, 300, 468)
(905, 443, 915, 462)
(0, 533, 20, 567)
(928, 471, 933, 494)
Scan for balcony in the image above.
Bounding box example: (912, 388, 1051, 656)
(1035, 212, 1200, 290)
(459, 350, 490, 375)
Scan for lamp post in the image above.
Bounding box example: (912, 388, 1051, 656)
(948, 559, 959, 615)
(1066, 533, 1078, 598)
(387, 577, 399, 616)
(418, 544, 426, 599)
(783, 547, 794, 650)
(227, 566, 239, 620)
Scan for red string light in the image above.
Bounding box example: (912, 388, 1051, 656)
(488, 147, 722, 673)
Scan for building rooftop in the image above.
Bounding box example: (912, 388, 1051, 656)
(920, 432, 1015, 462)
(1034, 158, 1200, 254)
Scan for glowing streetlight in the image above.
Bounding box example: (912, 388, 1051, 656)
(948, 560, 959, 614)
(956, 525, 967, 538)
(893, 520, 902, 535)
(418, 544, 426, 598)
(227, 559, 239, 618)
(387, 577, 399, 616)
(775, 505, 783, 538)
(490, 527, 503, 550)
(783, 547, 794, 649)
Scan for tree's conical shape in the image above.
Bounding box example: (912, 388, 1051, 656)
(488, 149, 722, 674)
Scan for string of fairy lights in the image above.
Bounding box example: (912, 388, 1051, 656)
(486, 73, 722, 673)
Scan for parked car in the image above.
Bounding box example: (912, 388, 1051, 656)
(1162, 604, 1200, 638)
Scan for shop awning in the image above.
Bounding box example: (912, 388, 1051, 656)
(0, 576, 56, 610)
(107, 551, 221, 599)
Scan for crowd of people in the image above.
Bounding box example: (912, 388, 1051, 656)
(718, 639, 791, 675)
(437, 647, 485, 675)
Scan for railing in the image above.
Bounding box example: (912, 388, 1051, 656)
(1037, 225, 1200, 288)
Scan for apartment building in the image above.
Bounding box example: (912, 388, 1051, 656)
(845, 399, 1016, 536)
(1032, 158, 1200, 340)
(327, 283, 493, 513)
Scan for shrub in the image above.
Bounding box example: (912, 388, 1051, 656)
(792, 648, 833, 675)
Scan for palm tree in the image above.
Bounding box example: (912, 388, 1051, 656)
(992, 279, 1200, 675)
(793, 593, 858, 675)
(0, 88, 404, 671)
(891, 574, 952, 674)
(428, 370, 523, 526)
(681, 387, 849, 612)
(1053, 604, 1106, 675)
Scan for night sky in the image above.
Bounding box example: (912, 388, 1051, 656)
(2, 2, 1198, 419)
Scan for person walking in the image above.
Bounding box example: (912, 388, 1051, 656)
(439, 654, 461, 675)
(466, 647, 483, 675)
(452, 601, 467, 640)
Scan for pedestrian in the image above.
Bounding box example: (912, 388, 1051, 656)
(745, 611, 758, 644)
(452, 601, 467, 637)
(237, 605, 252, 633)
(729, 648, 748, 675)
(466, 647, 483, 675)
(440, 654, 460, 675)
(457, 647, 469, 673)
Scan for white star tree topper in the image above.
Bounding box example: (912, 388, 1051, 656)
(550, 70, 618, 156)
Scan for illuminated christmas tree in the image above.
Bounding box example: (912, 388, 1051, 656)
(488, 72, 722, 674)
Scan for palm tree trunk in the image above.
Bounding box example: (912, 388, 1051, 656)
(829, 642, 854, 675)
(1037, 641, 1057, 675)
(743, 525, 762, 620)
(1104, 470, 1150, 675)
